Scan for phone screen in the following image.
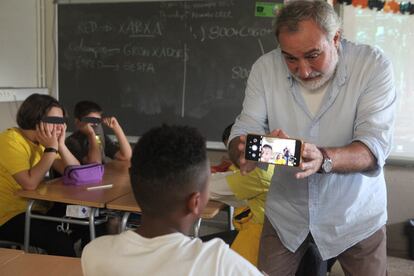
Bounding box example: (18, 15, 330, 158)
(245, 134, 302, 167)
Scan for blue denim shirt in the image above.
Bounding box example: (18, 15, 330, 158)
(229, 39, 397, 259)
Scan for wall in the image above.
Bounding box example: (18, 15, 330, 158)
(45, 0, 56, 96)
(0, 0, 44, 131)
(0, 102, 20, 130)
(0, 1, 40, 87)
(385, 164, 414, 258)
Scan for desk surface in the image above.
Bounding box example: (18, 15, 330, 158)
(17, 160, 226, 219)
(0, 249, 82, 276)
(106, 192, 226, 219)
(0, 248, 23, 266)
(17, 161, 131, 208)
(106, 192, 141, 212)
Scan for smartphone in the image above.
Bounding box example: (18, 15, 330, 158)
(245, 134, 303, 167)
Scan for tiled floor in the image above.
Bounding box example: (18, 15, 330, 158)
(329, 256, 414, 276)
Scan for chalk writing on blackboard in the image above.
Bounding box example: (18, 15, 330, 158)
(58, 0, 277, 142)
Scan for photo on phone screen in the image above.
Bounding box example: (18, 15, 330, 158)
(245, 134, 302, 167)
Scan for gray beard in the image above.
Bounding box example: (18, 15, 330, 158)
(293, 51, 339, 91)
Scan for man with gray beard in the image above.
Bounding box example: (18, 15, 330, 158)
(228, 1, 396, 275)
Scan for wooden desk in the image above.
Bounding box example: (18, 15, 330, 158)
(16, 161, 132, 252)
(0, 248, 23, 266)
(106, 193, 141, 213)
(0, 249, 82, 276)
(106, 193, 226, 236)
(17, 161, 131, 207)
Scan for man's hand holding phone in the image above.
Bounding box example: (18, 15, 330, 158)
(296, 143, 325, 179)
(249, 129, 324, 179)
(245, 129, 303, 167)
(237, 129, 290, 175)
(237, 135, 258, 175)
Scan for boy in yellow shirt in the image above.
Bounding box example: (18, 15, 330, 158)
(209, 124, 273, 265)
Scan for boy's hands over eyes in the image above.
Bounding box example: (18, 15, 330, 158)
(103, 117, 120, 131)
(78, 122, 96, 137)
(35, 122, 59, 149)
(57, 123, 67, 148)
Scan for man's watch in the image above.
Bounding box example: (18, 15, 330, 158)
(318, 147, 333, 174)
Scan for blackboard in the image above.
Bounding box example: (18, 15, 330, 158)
(58, 0, 278, 143)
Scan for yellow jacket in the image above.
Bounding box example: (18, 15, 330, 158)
(226, 164, 274, 265)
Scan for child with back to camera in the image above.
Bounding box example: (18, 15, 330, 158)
(81, 124, 262, 276)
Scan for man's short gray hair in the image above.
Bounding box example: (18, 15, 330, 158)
(274, 0, 342, 42)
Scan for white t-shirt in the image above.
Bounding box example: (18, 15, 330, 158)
(81, 230, 262, 276)
(298, 81, 330, 117)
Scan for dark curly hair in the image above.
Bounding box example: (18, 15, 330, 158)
(130, 124, 208, 217)
(16, 93, 65, 130)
